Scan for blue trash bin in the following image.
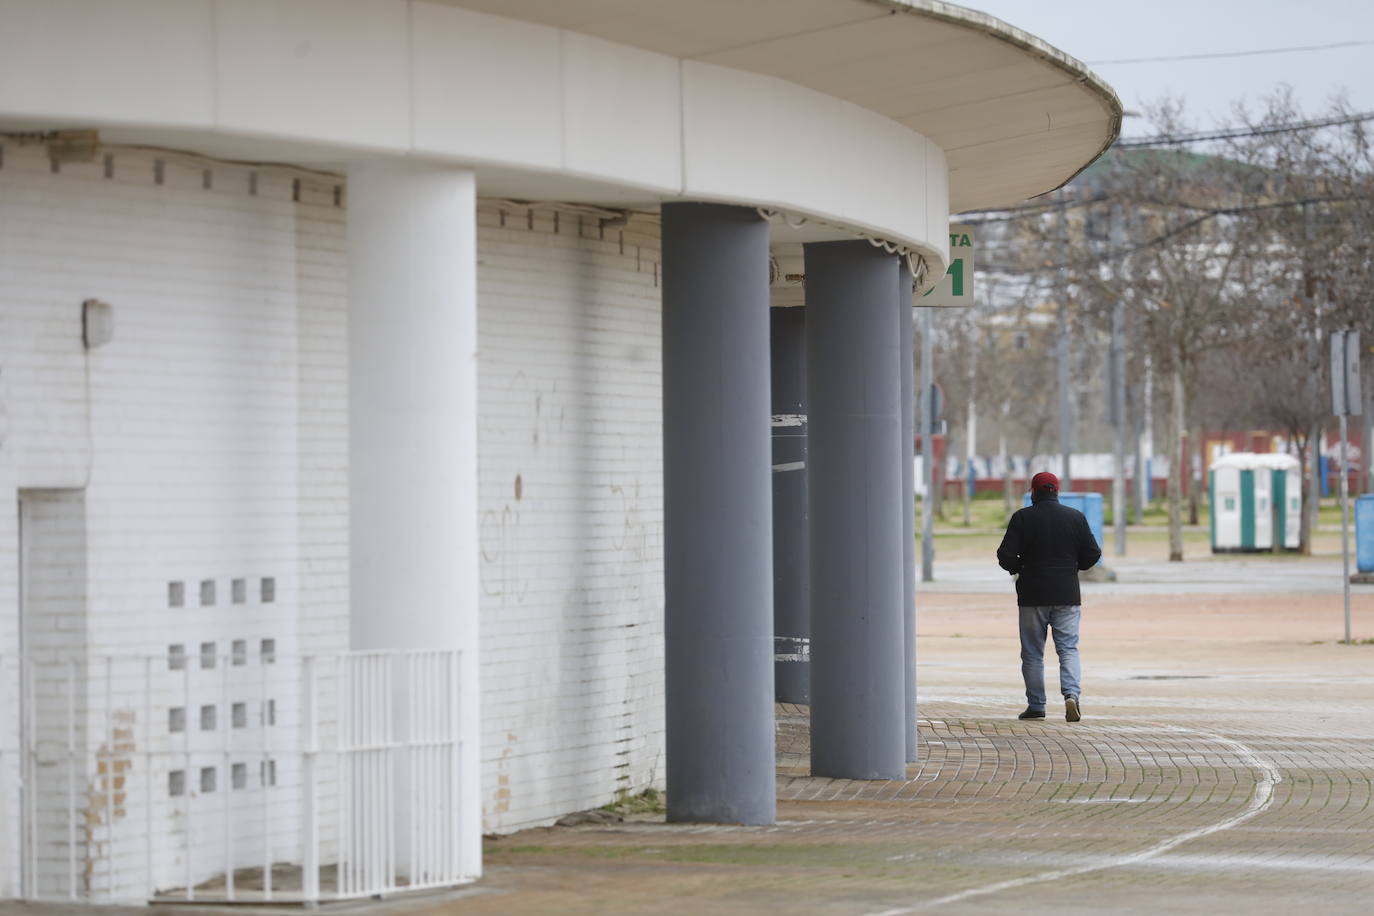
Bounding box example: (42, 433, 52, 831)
(1356, 494, 1374, 574)
(1021, 491, 1104, 566)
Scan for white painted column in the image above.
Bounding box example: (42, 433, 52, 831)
(347, 161, 481, 879)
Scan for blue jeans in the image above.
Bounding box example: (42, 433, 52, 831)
(1019, 605, 1081, 710)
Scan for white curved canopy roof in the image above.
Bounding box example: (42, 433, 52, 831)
(0, 0, 1118, 262)
(443, 0, 1122, 212)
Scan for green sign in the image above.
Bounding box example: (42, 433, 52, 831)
(920, 226, 974, 308)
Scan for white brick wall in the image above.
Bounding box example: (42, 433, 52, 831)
(13, 490, 90, 899)
(0, 143, 669, 889)
(0, 460, 16, 896)
(0, 145, 343, 896)
(475, 204, 665, 833)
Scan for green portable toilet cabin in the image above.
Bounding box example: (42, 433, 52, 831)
(1209, 452, 1301, 552)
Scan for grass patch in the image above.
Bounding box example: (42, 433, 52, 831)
(924, 495, 1223, 531)
(600, 787, 665, 817)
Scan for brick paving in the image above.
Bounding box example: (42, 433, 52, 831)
(7, 557, 1373, 915)
(447, 566, 1374, 916)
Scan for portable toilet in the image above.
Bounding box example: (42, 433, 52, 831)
(1255, 452, 1301, 549)
(1210, 452, 1301, 552)
(1356, 494, 1374, 574)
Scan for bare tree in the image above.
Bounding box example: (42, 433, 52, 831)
(967, 92, 1374, 558)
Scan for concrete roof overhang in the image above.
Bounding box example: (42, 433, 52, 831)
(0, 0, 1119, 264)
(441, 0, 1123, 213)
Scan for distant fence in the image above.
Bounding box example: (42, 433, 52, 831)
(916, 454, 1171, 498)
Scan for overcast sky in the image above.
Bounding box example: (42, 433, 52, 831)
(970, 1, 1374, 133)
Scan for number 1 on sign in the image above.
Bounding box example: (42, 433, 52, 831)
(947, 259, 963, 297)
(918, 226, 974, 307)
(922, 259, 963, 297)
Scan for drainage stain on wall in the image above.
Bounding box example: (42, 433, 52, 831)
(85, 708, 135, 892)
(493, 733, 518, 819)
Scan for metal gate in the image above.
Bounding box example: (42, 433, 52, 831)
(0, 649, 468, 904)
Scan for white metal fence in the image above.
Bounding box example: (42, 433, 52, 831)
(0, 649, 468, 904)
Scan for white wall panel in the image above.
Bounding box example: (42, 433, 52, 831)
(0, 0, 214, 126)
(682, 61, 937, 258)
(0, 462, 14, 897)
(560, 31, 682, 192)
(213, 0, 410, 150)
(1, 144, 667, 857)
(0, 0, 952, 254)
(832, 96, 930, 246)
(0, 144, 341, 895)
(925, 139, 951, 265)
(682, 62, 848, 217)
(411, 4, 563, 170)
(475, 205, 665, 832)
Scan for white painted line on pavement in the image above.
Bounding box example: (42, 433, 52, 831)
(865, 724, 1282, 915)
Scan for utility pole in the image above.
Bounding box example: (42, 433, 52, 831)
(1056, 190, 1074, 490)
(920, 307, 935, 582)
(1340, 402, 1352, 643)
(1131, 382, 1144, 523)
(1136, 355, 1153, 518)
(1111, 301, 1127, 555)
(1332, 329, 1361, 643)
(1167, 342, 1186, 563)
(1000, 401, 1014, 512)
(1109, 206, 1127, 555)
(1057, 304, 1074, 489)
(1309, 421, 1323, 553)
(964, 348, 977, 526)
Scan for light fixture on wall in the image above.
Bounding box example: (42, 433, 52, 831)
(82, 298, 113, 349)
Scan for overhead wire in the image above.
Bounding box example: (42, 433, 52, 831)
(976, 194, 1368, 275)
(956, 111, 1374, 226)
(1115, 110, 1374, 148)
(1087, 38, 1374, 66)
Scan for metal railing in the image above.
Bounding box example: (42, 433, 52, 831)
(0, 649, 468, 904)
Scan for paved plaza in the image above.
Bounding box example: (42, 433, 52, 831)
(441, 558, 1373, 915)
(7, 553, 1373, 915)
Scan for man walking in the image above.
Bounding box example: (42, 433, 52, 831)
(996, 471, 1101, 722)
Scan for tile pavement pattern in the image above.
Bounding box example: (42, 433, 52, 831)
(7, 695, 1372, 915)
(456, 693, 1373, 915)
(8, 587, 1373, 915)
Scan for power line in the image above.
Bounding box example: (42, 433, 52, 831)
(974, 195, 1367, 274)
(1087, 38, 1374, 66)
(1115, 110, 1374, 148)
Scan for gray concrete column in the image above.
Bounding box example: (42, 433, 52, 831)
(805, 240, 906, 780)
(898, 261, 918, 763)
(662, 202, 776, 825)
(771, 306, 810, 704)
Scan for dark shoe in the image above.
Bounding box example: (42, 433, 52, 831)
(1065, 696, 1081, 722)
(1018, 707, 1046, 719)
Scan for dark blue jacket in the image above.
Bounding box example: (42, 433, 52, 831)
(996, 493, 1102, 607)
